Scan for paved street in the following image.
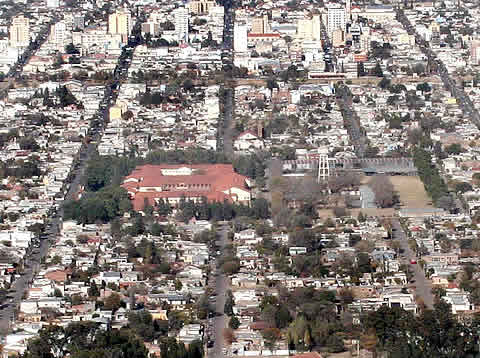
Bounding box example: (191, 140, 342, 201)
(211, 224, 231, 358)
(392, 219, 434, 309)
(0, 227, 53, 335)
(222, 88, 234, 159)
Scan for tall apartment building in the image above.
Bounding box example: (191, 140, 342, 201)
(108, 9, 132, 42)
(471, 40, 480, 65)
(297, 15, 321, 41)
(141, 22, 160, 36)
(49, 21, 69, 51)
(332, 28, 344, 47)
(233, 23, 248, 52)
(251, 15, 269, 34)
(312, 15, 321, 41)
(9, 15, 30, 48)
(189, 0, 216, 14)
(174, 7, 189, 42)
(327, 6, 346, 36)
(208, 6, 225, 42)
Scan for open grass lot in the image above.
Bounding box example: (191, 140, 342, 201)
(389, 176, 433, 209)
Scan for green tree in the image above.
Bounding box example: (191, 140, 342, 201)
(445, 143, 464, 155)
(326, 334, 345, 353)
(229, 316, 241, 329)
(224, 290, 234, 316)
(252, 198, 270, 219)
(275, 305, 292, 329)
(128, 311, 155, 342)
(416, 82, 431, 93)
(373, 62, 383, 77)
(455, 181, 472, 193)
(378, 77, 391, 89)
(262, 328, 281, 352)
(51, 255, 62, 265)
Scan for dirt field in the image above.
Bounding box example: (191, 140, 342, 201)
(317, 208, 395, 219)
(316, 175, 431, 219)
(389, 176, 433, 209)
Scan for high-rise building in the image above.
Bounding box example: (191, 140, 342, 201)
(208, 6, 225, 42)
(297, 19, 313, 39)
(471, 40, 480, 65)
(9, 15, 30, 48)
(327, 6, 346, 36)
(233, 23, 248, 52)
(332, 28, 344, 47)
(174, 7, 189, 42)
(251, 15, 269, 34)
(108, 9, 132, 42)
(312, 15, 321, 41)
(346, 0, 351, 21)
(297, 15, 321, 41)
(49, 21, 69, 51)
(251, 17, 264, 34)
(141, 22, 160, 36)
(189, 0, 216, 14)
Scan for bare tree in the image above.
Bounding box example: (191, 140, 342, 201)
(369, 175, 396, 208)
(223, 328, 236, 344)
(333, 206, 349, 217)
(268, 159, 283, 178)
(278, 175, 326, 204)
(328, 173, 361, 193)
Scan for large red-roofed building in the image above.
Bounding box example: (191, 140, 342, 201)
(122, 164, 252, 211)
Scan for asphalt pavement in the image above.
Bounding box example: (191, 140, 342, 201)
(392, 219, 434, 309)
(0, 231, 52, 335)
(210, 225, 231, 358)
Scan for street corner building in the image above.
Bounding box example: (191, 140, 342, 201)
(121, 164, 252, 211)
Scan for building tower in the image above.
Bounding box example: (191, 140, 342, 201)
(174, 7, 189, 43)
(108, 9, 132, 43)
(312, 15, 321, 41)
(317, 154, 330, 182)
(263, 14, 270, 33)
(251, 15, 269, 34)
(189, 0, 216, 14)
(49, 21, 68, 51)
(327, 6, 346, 37)
(9, 15, 30, 48)
(251, 17, 264, 34)
(233, 23, 248, 52)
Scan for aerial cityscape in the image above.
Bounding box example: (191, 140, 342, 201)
(0, 0, 480, 356)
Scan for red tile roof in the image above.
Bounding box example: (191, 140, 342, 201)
(122, 164, 250, 210)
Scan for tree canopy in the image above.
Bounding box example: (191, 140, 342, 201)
(22, 323, 149, 358)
